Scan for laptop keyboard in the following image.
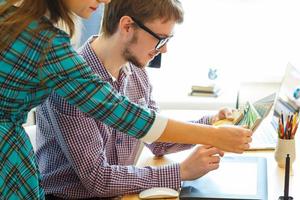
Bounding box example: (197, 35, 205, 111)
(251, 123, 277, 149)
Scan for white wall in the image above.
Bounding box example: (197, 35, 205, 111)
(148, 0, 300, 93)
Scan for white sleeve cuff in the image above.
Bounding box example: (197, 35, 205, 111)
(140, 114, 168, 143)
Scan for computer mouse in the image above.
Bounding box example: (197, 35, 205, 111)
(139, 187, 179, 199)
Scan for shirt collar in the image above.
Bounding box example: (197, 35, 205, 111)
(123, 62, 133, 76)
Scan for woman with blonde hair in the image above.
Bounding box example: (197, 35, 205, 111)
(0, 0, 252, 198)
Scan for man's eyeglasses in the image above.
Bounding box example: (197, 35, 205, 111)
(131, 17, 173, 50)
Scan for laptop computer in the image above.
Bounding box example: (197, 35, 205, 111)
(250, 63, 300, 150)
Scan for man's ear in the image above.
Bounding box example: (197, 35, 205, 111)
(119, 16, 135, 38)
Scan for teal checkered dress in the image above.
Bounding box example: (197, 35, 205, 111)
(0, 12, 155, 200)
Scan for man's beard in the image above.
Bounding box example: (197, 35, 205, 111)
(122, 33, 147, 69)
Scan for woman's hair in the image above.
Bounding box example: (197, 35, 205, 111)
(0, 0, 74, 51)
(102, 0, 184, 37)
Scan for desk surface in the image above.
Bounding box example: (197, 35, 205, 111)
(122, 110, 300, 200)
(122, 149, 300, 200)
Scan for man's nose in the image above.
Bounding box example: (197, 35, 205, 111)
(158, 44, 168, 54)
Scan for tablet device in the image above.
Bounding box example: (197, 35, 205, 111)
(180, 156, 268, 200)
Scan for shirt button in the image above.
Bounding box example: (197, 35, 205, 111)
(116, 138, 122, 144)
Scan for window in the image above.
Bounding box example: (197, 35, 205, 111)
(148, 0, 300, 90)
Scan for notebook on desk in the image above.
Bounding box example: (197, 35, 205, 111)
(250, 63, 300, 150)
(180, 156, 268, 200)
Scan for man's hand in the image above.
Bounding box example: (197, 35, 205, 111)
(211, 107, 235, 124)
(180, 145, 224, 181)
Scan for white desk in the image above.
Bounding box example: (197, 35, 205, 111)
(122, 148, 300, 200)
(122, 110, 300, 200)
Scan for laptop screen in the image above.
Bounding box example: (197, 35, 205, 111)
(253, 93, 277, 118)
(271, 63, 300, 129)
(249, 63, 300, 150)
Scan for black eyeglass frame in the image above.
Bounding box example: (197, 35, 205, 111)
(131, 17, 173, 50)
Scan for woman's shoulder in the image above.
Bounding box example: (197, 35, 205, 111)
(41, 17, 69, 37)
(25, 17, 71, 46)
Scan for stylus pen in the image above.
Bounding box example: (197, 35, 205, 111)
(284, 154, 290, 198)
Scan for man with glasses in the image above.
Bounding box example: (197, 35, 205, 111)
(36, 0, 232, 199)
(131, 17, 173, 51)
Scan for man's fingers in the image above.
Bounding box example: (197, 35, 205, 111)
(205, 147, 224, 156)
(208, 163, 220, 171)
(223, 108, 234, 118)
(209, 155, 221, 164)
(219, 150, 225, 157)
(225, 111, 234, 120)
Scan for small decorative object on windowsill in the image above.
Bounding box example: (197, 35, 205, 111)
(189, 68, 221, 97)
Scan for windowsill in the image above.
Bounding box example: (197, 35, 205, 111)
(152, 81, 280, 110)
(153, 86, 238, 110)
